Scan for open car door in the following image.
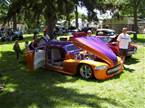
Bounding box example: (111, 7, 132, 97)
(33, 50, 45, 70)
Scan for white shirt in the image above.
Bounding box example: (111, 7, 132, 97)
(117, 33, 131, 49)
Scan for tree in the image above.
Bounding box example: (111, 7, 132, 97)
(118, 0, 145, 39)
(79, 0, 99, 23)
(5, 0, 100, 39)
(0, 0, 10, 23)
(5, 0, 76, 38)
(101, 0, 145, 39)
(129, 0, 143, 39)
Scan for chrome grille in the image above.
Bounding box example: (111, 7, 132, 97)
(107, 65, 120, 75)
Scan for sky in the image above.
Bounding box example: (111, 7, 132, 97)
(78, 6, 113, 20)
(78, 6, 88, 15)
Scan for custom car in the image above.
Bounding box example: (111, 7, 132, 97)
(25, 36, 123, 80)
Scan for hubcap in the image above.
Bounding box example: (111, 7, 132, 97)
(80, 65, 92, 79)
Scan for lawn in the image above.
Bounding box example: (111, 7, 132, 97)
(0, 34, 145, 108)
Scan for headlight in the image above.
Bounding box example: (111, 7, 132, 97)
(95, 66, 108, 70)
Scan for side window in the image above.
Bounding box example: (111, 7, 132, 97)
(97, 31, 104, 35)
(104, 31, 108, 35)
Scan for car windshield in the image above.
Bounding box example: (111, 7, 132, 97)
(66, 44, 80, 51)
(107, 31, 116, 36)
(98, 37, 112, 43)
(96, 30, 116, 36)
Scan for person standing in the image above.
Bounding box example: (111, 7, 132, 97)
(117, 27, 131, 63)
(13, 40, 21, 61)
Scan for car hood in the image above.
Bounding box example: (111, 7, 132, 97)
(71, 36, 118, 67)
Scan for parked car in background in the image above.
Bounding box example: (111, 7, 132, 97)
(12, 30, 23, 40)
(96, 28, 136, 37)
(67, 26, 79, 35)
(56, 31, 137, 58)
(0, 28, 23, 41)
(127, 31, 137, 35)
(25, 36, 123, 80)
(95, 29, 137, 57)
(96, 29, 117, 38)
(97, 36, 137, 57)
(54, 26, 67, 36)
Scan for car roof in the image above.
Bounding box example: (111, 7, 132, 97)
(48, 40, 72, 48)
(97, 29, 115, 32)
(48, 40, 80, 53)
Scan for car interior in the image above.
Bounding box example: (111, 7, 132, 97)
(47, 47, 66, 66)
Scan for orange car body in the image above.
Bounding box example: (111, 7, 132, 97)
(25, 36, 123, 80)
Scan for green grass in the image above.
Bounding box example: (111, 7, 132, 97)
(0, 34, 145, 108)
(131, 34, 145, 45)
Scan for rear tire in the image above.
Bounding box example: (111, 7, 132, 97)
(79, 64, 93, 79)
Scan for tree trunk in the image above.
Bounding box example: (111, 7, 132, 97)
(133, 7, 138, 40)
(13, 13, 17, 31)
(87, 11, 91, 27)
(75, 5, 79, 29)
(47, 15, 57, 39)
(66, 14, 71, 29)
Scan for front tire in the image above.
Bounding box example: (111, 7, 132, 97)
(79, 64, 93, 79)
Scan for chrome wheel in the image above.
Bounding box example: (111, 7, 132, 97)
(79, 64, 93, 79)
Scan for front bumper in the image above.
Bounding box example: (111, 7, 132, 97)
(106, 64, 121, 75)
(93, 64, 123, 80)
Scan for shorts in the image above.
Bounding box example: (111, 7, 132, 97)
(119, 49, 127, 56)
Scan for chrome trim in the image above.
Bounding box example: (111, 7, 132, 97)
(107, 64, 120, 75)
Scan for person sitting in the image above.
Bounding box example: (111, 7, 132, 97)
(29, 39, 38, 50)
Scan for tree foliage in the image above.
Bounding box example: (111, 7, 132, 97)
(0, 0, 10, 22)
(5, 0, 99, 39)
(5, 0, 145, 39)
(99, 0, 145, 39)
